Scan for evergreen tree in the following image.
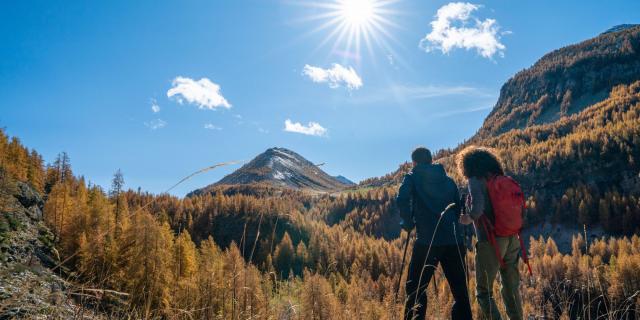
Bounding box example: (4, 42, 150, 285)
(274, 232, 294, 278)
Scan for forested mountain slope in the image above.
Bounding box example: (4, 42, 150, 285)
(440, 82, 640, 234)
(474, 25, 640, 139)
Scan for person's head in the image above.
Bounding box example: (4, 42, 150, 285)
(411, 147, 432, 166)
(456, 146, 504, 179)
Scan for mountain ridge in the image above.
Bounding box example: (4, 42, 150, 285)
(602, 24, 639, 35)
(191, 147, 350, 195)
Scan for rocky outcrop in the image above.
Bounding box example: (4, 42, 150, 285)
(0, 182, 104, 319)
(15, 182, 44, 220)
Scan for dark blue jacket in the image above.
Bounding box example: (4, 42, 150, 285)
(396, 163, 464, 246)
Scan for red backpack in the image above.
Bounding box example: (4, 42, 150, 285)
(479, 175, 532, 275)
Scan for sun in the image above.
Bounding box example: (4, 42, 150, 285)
(297, 0, 399, 63)
(339, 0, 375, 28)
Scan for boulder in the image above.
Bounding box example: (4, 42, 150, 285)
(15, 182, 44, 214)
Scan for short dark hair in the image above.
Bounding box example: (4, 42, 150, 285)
(411, 147, 432, 164)
(456, 146, 504, 178)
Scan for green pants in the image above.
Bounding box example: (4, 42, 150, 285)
(475, 236, 523, 320)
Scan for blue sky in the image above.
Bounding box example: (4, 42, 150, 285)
(1, 0, 638, 196)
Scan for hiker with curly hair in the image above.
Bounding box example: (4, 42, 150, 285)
(457, 146, 525, 320)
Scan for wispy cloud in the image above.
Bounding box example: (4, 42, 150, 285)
(349, 84, 496, 105)
(204, 123, 222, 130)
(151, 99, 160, 113)
(167, 76, 231, 109)
(284, 119, 327, 137)
(420, 2, 506, 59)
(331, 50, 361, 62)
(144, 119, 167, 130)
(390, 84, 494, 99)
(302, 63, 362, 90)
(432, 105, 493, 118)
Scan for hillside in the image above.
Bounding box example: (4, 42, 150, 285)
(474, 25, 640, 139)
(190, 147, 350, 195)
(458, 26, 640, 235)
(0, 172, 111, 318)
(448, 81, 640, 235)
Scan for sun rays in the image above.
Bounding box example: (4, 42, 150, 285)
(295, 0, 400, 64)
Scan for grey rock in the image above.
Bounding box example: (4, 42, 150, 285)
(0, 307, 26, 320)
(34, 247, 57, 269)
(26, 205, 42, 220)
(15, 182, 44, 211)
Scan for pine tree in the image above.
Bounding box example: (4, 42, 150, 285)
(274, 232, 294, 278)
(599, 199, 611, 232)
(124, 213, 174, 317)
(109, 169, 127, 238)
(174, 230, 198, 279)
(578, 199, 590, 225)
(294, 241, 308, 276)
(26, 150, 44, 193)
(301, 271, 339, 319)
(196, 236, 224, 318)
(0, 167, 17, 212)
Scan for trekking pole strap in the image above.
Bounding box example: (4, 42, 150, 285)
(517, 233, 533, 276)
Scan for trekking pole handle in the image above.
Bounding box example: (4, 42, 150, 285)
(440, 202, 457, 216)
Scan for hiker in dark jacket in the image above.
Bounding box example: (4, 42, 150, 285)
(457, 146, 523, 320)
(396, 147, 472, 320)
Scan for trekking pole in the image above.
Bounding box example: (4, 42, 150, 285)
(395, 228, 413, 303)
(411, 202, 457, 313)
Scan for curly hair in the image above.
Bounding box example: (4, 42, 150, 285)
(456, 146, 504, 178)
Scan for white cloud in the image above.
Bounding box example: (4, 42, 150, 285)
(151, 100, 160, 113)
(144, 119, 167, 130)
(302, 63, 362, 90)
(419, 2, 506, 59)
(167, 76, 231, 109)
(284, 119, 327, 137)
(204, 123, 222, 130)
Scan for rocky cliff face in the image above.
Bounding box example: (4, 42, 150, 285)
(474, 25, 640, 140)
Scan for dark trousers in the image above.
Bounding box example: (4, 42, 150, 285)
(404, 243, 472, 320)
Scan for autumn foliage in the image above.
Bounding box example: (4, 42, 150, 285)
(1, 82, 639, 319)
